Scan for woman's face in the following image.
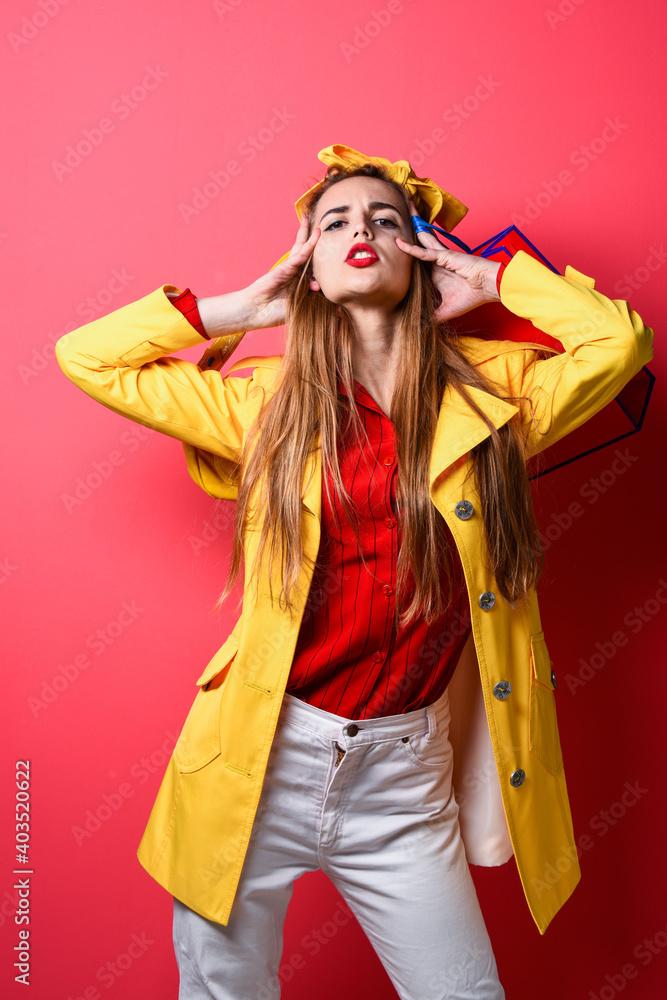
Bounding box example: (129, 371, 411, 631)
(308, 176, 415, 311)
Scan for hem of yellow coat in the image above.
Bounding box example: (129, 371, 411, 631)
(136, 846, 233, 927)
(533, 864, 582, 936)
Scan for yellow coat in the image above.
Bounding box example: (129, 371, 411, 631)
(55, 250, 653, 934)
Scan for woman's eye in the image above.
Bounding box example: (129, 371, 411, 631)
(323, 217, 399, 231)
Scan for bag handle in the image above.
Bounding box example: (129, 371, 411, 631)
(411, 215, 473, 254)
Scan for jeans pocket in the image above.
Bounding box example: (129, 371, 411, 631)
(399, 727, 454, 771)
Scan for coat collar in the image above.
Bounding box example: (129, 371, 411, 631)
(229, 342, 520, 517)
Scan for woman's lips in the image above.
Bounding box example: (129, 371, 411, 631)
(346, 243, 379, 267)
(345, 250, 380, 267)
(346, 255, 379, 267)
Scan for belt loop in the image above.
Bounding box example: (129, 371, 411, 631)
(426, 704, 437, 741)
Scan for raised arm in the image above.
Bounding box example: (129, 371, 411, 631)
(55, 213, 323, 461)
(487, 250, 654, 457)
(55, 285, 255, 464)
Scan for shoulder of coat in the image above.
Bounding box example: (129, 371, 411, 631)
(456, 335, 557, 367)
(225, 354, 284, 377)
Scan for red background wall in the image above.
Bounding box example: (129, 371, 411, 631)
(2, 0, 666, 997)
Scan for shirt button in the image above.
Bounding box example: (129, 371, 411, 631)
(385, 517, 396, 529)
(372, 651, 383, 663)
(455, 500, 474, 520)
(383, 455, 394, 466)
(382, 584, 395, 597)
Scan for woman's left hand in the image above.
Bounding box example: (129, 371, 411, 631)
(395, 206, 501, 322)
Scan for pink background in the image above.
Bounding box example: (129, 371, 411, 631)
(3, 0, 666, 997)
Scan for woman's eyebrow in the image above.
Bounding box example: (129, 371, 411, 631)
(319, 201, 404, 222)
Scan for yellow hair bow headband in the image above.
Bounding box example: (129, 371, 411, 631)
(198, 144, 468, 372)
(266, 143, 468, 270)
(295, 143, 468, 233)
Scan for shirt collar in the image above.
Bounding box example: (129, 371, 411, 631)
(337, 376, 386, 416)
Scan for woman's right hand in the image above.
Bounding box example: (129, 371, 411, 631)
(240, 211, 321, 330)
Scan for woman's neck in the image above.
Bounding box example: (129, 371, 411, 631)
(347, 305, 403, 417)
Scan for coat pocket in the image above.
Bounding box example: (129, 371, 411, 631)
(528, 631, 564, 776)
(174, 638, 239, 773)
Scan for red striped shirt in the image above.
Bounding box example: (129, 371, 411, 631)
(170, 290, 492, 719)
(284, 377, 471, 719)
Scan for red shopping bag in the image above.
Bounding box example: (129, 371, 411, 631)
(414, 220, 655, 481)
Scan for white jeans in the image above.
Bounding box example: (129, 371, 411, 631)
(172, 685, 505, 1000)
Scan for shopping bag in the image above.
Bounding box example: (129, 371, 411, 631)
(412, 219, 655, 480)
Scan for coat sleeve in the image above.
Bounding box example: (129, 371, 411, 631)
(54, 284, 253, 468)
(491, 250, 654, 457)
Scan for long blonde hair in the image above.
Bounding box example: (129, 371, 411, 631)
(216, 163, 549, 627)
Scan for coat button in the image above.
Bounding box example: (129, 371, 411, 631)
(551, 669, 557, 689)
(479, 590, 496, 610)
(455, 500, 474, 520)
(510, 769, 526, 787)
(346, 724, 360, 737)
(493, 680, 512, 700)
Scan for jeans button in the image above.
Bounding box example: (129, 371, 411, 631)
(346, 724, 360, 737)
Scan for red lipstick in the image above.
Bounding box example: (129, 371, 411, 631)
(346, 243, 379, 267)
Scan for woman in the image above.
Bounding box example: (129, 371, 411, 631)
(55, 146, 653, 999)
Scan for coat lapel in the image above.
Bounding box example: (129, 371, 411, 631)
(429, 382, 519, 488)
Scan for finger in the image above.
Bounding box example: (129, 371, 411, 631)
(395, 237, 445, 260)
(284, 210, 313, 257)
(412, 219, 448, 252)
(285, 219, 320, 264)
(395, 238, 461, 273)
(397, 236, 468, 263)
(281, 225, 320, 270)
(405, 204, 450, 252)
